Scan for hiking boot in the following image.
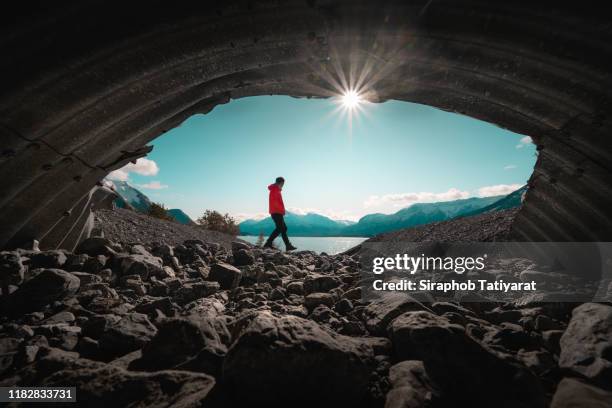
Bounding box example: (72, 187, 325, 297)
(285, 244, 297, 251)
(263, 242, 274, 249)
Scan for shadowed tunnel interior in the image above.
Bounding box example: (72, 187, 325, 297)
(1, 0, 612, 250)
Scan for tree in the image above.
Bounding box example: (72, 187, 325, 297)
(147, 202, 173, 221)
(197, 210, 240, 236)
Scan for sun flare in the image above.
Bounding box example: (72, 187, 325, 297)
(341, 90, 362, 109)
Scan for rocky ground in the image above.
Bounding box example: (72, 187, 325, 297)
(0, 217, 611, 406)
(94, 208, 240, 249)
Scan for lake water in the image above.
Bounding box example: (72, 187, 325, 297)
(238, 236, 368, 255)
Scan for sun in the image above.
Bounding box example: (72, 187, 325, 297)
(341, 89, 362, 109)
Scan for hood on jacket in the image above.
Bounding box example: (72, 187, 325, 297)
(268, 183, 280, 191)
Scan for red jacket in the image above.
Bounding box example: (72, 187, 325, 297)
(268, 183, 285, 215)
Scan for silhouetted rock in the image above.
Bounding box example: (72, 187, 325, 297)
(223, 312, 375, 405)
(6, 269, 79, 315)
(41, 358, 216, 407)
(0, 251, 24, 287)
(98, 313, 157, 359)
(550, 377, 612, 408)
(560, 303, 612, 388)
(132, 317, 226, 376)
(388, 310, 545, 407)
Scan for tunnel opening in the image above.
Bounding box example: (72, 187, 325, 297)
(98, 94, 538, 255)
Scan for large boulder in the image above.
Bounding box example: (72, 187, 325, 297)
(132, 317, 227, 376)
(559, 303, 612, 388)
(208, 262, 242, 290)
(98, 313, 157, 359)
(388, 310, 545, 407)
(222, 312, 375, 406)
(6, 269, 79, 316)
(550, 377, 612, 408)
(39, 357, 215, 407)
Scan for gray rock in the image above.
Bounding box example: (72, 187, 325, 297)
(132, 317, 227, 376)
(6, 269, 80, 316)
(363, 293, 429, 335)
(385, 360, 438, 408)
(98, 313, 157, 359)
(114, 254, 164, 280)
(231, 241, 251, 253)
(550, 377, 612, 408)
(388, 310, 545, 407)
(75, 237, 119, 257)
(304, 292, 335, 310)
(209, 262, 242, 290)
(83, 255, 108, 274)
(43, 311, 76, 325)
(233, 248, 255, 266)
(71, 271, 102, 286)
(29, 250, 68, 269)
(0, 251, 24, 286)
(40, 358, 215, 407)
(303, 274, 341, 294)
(334, 298, 354, 314)
(559, 303, 612, 388)
(223, 311, 375, 405)
(286, 280, 304, 295)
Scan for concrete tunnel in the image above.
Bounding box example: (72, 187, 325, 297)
(1, 0, 611, 251)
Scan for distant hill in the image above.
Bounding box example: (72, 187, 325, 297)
(167, 209, 195, 225)
(462, 185, 527, 217)
(109, 180, 152, 213)
(105, 180, 193, 224)
(239, 186, 526, 237)
(239, 212, 355, 237)
(341, 195, 504, 236)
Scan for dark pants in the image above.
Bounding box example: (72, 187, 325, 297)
(265, 213, 291, 247)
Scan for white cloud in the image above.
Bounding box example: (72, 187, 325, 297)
(477, 183, 522, 197)
(107, 168, 129, 181)
(364, 188, 471, 210)
(137, 181, 168, 190)
(504, 164, 517, 170)
(107, 158, 159, 181)
(516, 136, 533, 149)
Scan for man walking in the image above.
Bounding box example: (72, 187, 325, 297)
(264, 177, 297, 251)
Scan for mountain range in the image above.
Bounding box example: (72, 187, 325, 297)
(106, 180, 194, 225)
(105, 179, 526, 236)
(239, 186, 526, 237)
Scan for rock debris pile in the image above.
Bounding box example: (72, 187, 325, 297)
(0, 237, 611, 407)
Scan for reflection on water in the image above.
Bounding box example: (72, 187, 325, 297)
(238, 236, 368, 255)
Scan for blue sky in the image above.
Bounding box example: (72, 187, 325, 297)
(108, 96, 537, 221)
